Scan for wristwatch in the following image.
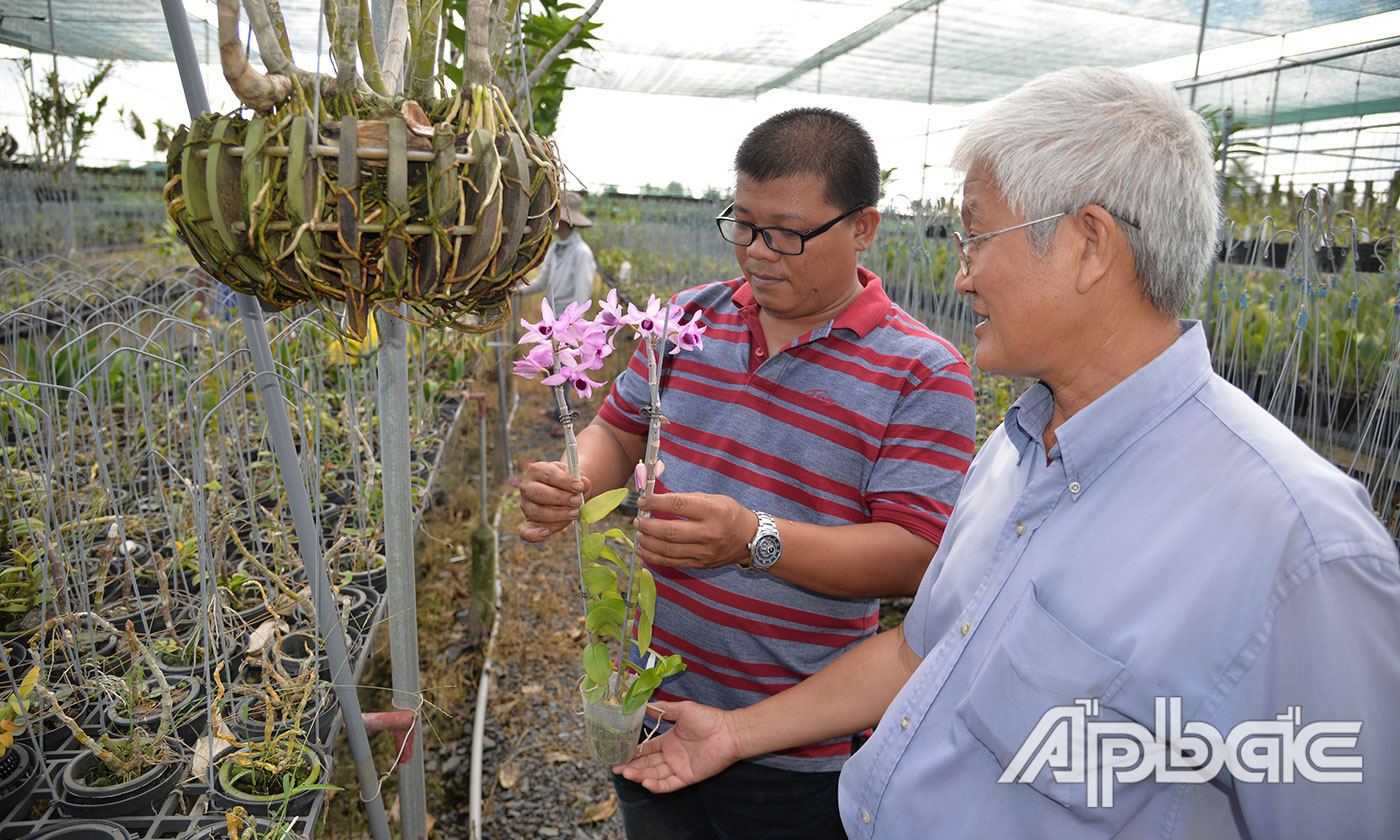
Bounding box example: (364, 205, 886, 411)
(741, 511, 782, 572)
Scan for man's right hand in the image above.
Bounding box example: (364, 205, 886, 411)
(612, 700, 743, 793)
(518, 460, 591, 542)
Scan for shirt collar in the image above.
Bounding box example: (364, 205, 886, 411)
(732, 267, 888, 340)
(1001, 321, 1214, 498)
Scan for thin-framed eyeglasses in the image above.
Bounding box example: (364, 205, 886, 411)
(715, 203, 870, 256)
(952, 208, 1142, 276)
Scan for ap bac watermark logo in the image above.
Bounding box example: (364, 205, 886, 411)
(997, 697, 1363, 807)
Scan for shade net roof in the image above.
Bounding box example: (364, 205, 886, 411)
(3, 0, 1397, 130)
(0, 0, 225, 64)
(568, 0, 1400, 124)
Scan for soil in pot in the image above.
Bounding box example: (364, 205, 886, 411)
(212, 741, 328, 818)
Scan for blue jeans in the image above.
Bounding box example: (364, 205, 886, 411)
(611, 760, 846, 840)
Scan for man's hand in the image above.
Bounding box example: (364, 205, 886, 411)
(635, 491, 755, 569)
(518, 460, 591, 542)
(613, 701, 742, 793)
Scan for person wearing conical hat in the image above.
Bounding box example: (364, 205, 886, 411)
(515, 190, 597, 316)
(516, 190, 599, 435)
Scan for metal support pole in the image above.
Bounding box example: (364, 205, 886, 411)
(158, 5, 391, 840)
(1188, 0, 1211, 108)
(378, 305, 428, 840)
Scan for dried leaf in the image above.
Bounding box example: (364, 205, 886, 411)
(498, 760, 521, 789)
(401, 101, 434, 137)
(246, 617, 289, 655)
(543, 750, 573, 765)
(191, 720, 238, 779)
(579, 793, 618, 824)
(521, 684, 544, 695)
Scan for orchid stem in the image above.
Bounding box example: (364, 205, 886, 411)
(613, 329, 665, 699)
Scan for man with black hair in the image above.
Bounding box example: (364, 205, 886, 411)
(518, 108, 976, 838)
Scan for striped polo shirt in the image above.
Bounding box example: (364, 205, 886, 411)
(598, 267, 976, 772)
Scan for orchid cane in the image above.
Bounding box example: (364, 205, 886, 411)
(612, 298, 672, 698)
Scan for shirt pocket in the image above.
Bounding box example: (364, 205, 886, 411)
(955, 581, 1132, 809)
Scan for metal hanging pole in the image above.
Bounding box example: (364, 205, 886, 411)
(157, 4, 391, 840)
(1188, 0, 1211, 108)
(378, 305, 429, 840)
(366, 2, 429, 832)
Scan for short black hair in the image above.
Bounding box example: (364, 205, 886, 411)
(734, 108, 880, 210)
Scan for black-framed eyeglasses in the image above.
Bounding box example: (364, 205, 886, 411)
(951, 206, 1141, 276)
(715, 203, 871, 256)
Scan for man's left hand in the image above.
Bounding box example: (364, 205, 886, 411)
(634, 491, 755, 569)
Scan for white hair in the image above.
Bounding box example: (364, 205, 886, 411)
(952, 66, 1219, 315)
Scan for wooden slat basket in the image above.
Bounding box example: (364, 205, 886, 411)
(164, 88, 559, 337)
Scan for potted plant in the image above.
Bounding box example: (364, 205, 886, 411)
(513, 292, 702, 762)
(212, 732, 333, 818)
(161, 0, 608, 338)
(34, 615, 191, 817)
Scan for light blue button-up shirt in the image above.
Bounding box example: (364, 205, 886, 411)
(838, 321, 1400, 839)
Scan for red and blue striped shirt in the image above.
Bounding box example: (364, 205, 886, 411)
(599, 268, 976, 771)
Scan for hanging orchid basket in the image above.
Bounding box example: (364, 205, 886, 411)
(161, 0, 583, 337)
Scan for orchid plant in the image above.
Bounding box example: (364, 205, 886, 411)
(514, 289, 704, 712)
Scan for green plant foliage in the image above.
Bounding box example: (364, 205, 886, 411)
(576, 489, 686, 710)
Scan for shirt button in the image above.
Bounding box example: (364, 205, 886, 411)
(1068, 481, 1082, 495)
(900, 716, 910, 730)
(1014, 521, 1027, 535)
(960, 621, 971, 636)
(861, 810, 871, 824)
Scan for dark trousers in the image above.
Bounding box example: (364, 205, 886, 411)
(611, 760, 847, 840)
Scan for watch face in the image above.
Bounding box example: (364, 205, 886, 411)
(752, 534, 782, 569)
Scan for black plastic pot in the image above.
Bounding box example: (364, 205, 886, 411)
(104, 674, 206, 744)
(0, 740, 41, 819)
(211, 741, 327, 817)
(26, 819, 134, 840)
(291, 584, 375, 634)
(155, 622, 247, 683)
(272, 629, 358, 682)
(20, 682, 94, 751)
(229, 687, 338, 743)
(98, 589, 167, 635)
(57, 748, 188, 817)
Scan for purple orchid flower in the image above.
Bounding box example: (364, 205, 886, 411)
(595, 289, 626, 331)
(670, 319, 706, 354)
(512, 342, 557, 380)
(567, 367, 607, 399)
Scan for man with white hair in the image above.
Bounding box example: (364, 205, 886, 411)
(614, 66, 1400, 839)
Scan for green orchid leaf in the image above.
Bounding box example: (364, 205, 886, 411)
(580, 531, 605, 562)
(598, 546, 624, 568)
(601, 527, 635, 548)
(621, 670, 662, 715)
(585, 596, 625, 631)
(582, 564, 617, 597)
(583, 642, 611, 685)
(638, 568, 656, 622)
(580, 488, 629, 524)
(580, 675, 606, 703)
